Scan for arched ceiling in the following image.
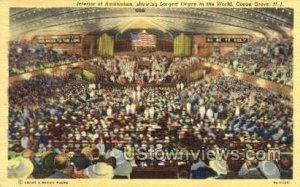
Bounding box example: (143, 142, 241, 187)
(10, 8, 293, 40)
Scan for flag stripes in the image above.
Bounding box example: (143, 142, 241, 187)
(132, 33, 156, 47)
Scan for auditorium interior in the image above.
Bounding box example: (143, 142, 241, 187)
(8, 8, 293, 179)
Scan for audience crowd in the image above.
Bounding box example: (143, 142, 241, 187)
(90, 56, 199, 84)
(9, 41, 78, 75)
(8, 37, 293, 179)
(8, 72, 293, 179)
(207, 38, 293, 85)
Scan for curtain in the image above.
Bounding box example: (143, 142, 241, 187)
(173, 33, 192, 56)
(97, 33, 114, 57)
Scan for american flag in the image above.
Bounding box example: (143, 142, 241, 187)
(131, 32, 156, 47)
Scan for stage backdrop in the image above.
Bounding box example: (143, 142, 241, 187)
(173, 33, 192, 57)
(97, 33, 114, 57)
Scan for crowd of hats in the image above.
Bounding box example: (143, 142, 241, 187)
(9, 41, 79, 76)
(90, 56, 198, 84)
(8, 147, 293, 179)
(187, 153, 293, 179)
(208, 38, 293, 85)
(8, 69, 293, 178)
(8, 147, 131, 179)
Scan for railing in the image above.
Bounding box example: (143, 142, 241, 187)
(204, 62, 293, 98)
(99, 82, 177, 87)
(8, 131, 271, 152)
(176, 62, 211, 82)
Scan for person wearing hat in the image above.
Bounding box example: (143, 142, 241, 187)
(47, 153, 71, 178)
(113, 160, 132, 179)
(70, 153, 91, 178)
(42, 152, 57, 173)
(209, 158, 227, 177)
(84, 161, 114, 179)
(8, 156, 34, 178)
(258, 160, 280, 179)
